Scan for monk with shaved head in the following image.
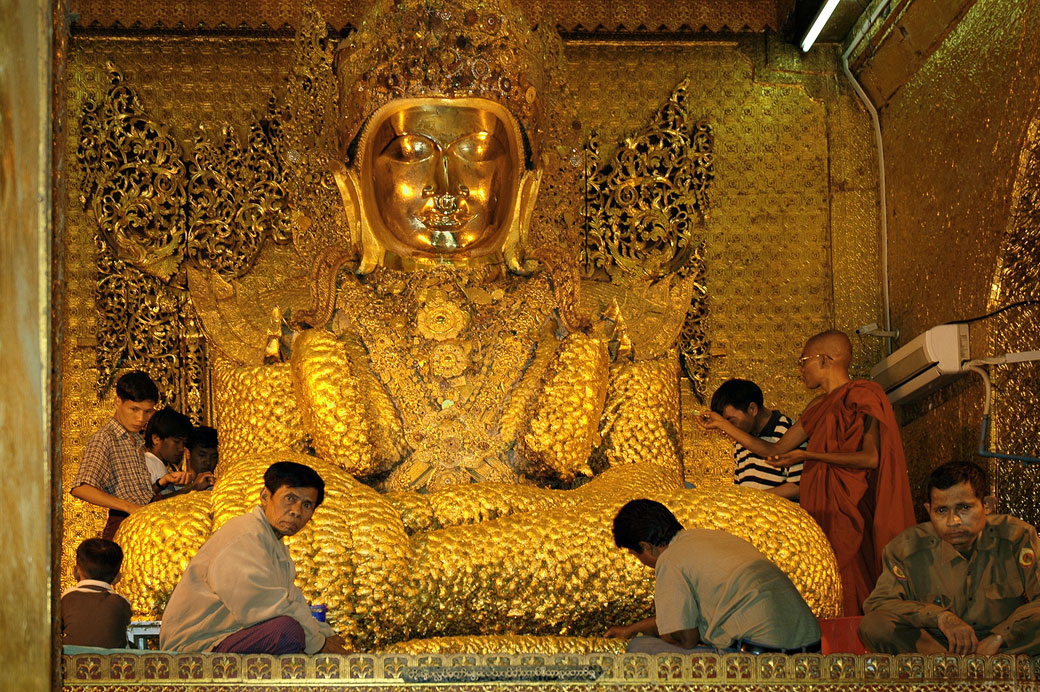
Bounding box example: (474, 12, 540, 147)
(698, 330, 914, 615)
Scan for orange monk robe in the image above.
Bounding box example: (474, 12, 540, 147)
(799, 380, 915, 616)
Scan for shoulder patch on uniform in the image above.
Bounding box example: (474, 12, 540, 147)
(891, 563, 907, 580)
(1020, 546, 1035, 568)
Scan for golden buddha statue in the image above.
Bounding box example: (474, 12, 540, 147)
(116, 0, 841, 653)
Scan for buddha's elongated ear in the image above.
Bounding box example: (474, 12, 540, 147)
(331, 161, 384, 274)
(504, 169, 542, 272)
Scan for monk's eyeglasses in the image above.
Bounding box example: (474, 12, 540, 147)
(796, 353, 833, 369)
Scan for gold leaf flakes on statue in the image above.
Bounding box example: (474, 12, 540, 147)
(116, 492, 213, 618)
(290, 330, 388, 478)
(211, 358, 307, 471)
(521, 333, 610, 482)
(601, 357, 684, 481)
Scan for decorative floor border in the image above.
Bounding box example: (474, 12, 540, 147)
(63, 652, 1039, 689)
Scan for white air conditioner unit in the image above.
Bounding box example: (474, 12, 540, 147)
(870, 324, 970, 405)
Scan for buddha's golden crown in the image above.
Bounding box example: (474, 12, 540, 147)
(334, 0, 561, 161)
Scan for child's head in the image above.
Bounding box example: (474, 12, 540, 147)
(143, 407, 193, 466)
(187, 425, 219, 474)
(75, 538, 124, 584)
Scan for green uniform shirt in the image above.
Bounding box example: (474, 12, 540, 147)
(863, 514, 1040, 649)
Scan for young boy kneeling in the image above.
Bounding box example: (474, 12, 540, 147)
(62, 538, 132, 648)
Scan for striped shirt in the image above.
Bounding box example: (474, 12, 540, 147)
(733, 410, 803, 490)
(73, 416, 153, 506)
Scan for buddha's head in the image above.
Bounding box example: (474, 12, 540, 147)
(332, 0, 557, 271)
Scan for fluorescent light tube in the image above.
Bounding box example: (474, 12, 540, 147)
(801, 0, 841, 51)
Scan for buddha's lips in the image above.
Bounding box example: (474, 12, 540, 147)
(420, 211, 470, 229)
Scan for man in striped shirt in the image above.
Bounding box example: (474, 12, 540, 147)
(708, 379, 801, 500)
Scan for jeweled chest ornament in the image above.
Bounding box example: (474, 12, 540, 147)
(415, 294, 469, 342)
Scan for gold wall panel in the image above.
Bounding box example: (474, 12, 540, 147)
(988, 112, 1040, 522)
(567, 38, 880, 486)
(60, 38, 296, 590)
(866, 0, 1040, 524)
(59, 31, 881, 592)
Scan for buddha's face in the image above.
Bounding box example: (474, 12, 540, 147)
(354, 98, 526, 262)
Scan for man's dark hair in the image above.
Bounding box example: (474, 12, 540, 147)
(143, 407, 193, 450)
(709, 378, 763, 415)
(187, 425, 218, 452)
(264, 461, 326, 507)
(613, 499, 684, 551)
(115, 370, 159, 403)
(926, 461, 989, 502)
(76, 538, 124, 583)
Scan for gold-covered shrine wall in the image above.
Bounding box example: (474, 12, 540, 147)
(567, 37, 884, 482)
(59, 32, 882, 589)
(60, 37, 301, 592)
(860, 0, 1040, 523)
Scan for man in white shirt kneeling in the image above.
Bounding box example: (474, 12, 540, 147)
(160, 461, 348, 654)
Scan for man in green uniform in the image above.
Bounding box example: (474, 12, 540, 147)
(859, 461, 1040, 655)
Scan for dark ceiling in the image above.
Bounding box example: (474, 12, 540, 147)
(65, 0, 870, 47)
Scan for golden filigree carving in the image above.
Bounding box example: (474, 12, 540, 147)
(186, 110, 292, 278)
(77, 65, 301, 407)
(582, 77, 713, 281)
(78, 66, 188, 283)
(581, 77, 714, 399)
(678, 248, 711, 399)
(92, 239, 206, 419)
(76, 68, 203, 407)
(416, 296, 470, 342)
